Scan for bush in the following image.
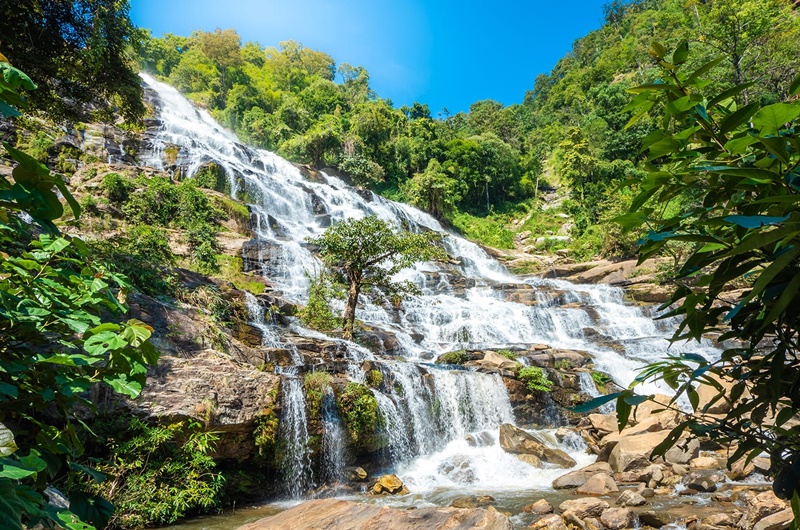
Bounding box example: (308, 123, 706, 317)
(436, 350, 469, 365)
(336, 382, 379, 442)
(88, 418, 224, 529)
(297, 270, 341, 331)
(100, 172, 132, 203)
(518, 366, 553, 393)
(591, 371, 611, 393)
(366, 369, 383, 389)
(497, 349, 517, 360)
(304, 371, 333, 418)
(554, 359, 574, 370)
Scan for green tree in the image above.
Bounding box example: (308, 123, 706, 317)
(308, 216, 446, 339)
(0, 0, 144, 121)
(586, 41, 800, 511)
(403, 159, 463, 220)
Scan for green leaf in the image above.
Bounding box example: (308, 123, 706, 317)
(753, 103, 800, 136)
(69, 463, 106, 484)
(720, 102, 760, 134)
(53, 177, 81, 220)
(790, 73, 800, 96)
(724, 215, 790, 229)
(103, 374, 143, 398)
(686, 57, 725, 83)
(708, 82, 755, 110)
(0, 479, 25, 530)
(616, 392, 632, 432)
(569, 392, 622, 413)
(672, 41, 689, 65)
(650, 421, 689, 460)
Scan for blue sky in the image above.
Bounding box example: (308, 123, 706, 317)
(130, 0, 609, 114)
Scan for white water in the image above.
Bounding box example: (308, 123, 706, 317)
(140, 73, 720, 498)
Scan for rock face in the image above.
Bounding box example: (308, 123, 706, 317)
(236, 498, 513, 530)
(498, 424, 577, 468)
(126, 350, 279, 460)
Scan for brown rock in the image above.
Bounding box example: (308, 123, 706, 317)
(589, 413, 617, 434)
(576, 473, 620, 496)
(524, 499, 554, 514)
(616, 490, 647, 507)
(238, 498, 513, 530)
(562, 510, 588, 529)
(552, 462, 613, 489)
(726, 459, 756, 481)
(557, 498, 609, 518)
(517, 454, 543, 467)
(753, 508, 793, 530)
(351, 467, 368, 481)
(608, 432, 699, 472)
(703, 513, 739, 526)
(369, 474, 407, 495)
(739, 491, 788, 530)
(600, 507, 636, 530)
(450, 495, 495, 509)
(529, 514, 568, 530)
(690, 456, 721, 470)
(499, 424, 577, 468)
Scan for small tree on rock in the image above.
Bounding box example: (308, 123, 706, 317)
(308, 216, 446, 339)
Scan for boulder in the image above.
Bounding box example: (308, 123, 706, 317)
(608, 431, 699, 472)
(369, 474, 409, 495)
(682, 471, 722, 492)
(351, 467, 368, 481)
(553, 462, 613, 489)
(739, 491, 788, 530)
(524, 499, 554, 514)
(690, 456, 721, 470)
(575, 473, 619, 496)
(600, 507, 636, 530)
(557, 498, 609, 518)
(450, 495, 495, 509)
(529, 514, 569, 530)
(588, 413, 617, 434)
(237, 499, 513, 530)
(516, 454, 543, 467)
(753, 508, 793, 530)
(473, 351, 521, 372)
(726, 458, 756, 481)
(704, 513, 740, 527)
(616, 490, 647, 507)
(499, 424, 576, 468)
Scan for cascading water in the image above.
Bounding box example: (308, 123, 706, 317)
(139, 73, 720, 499)
(320, 387, 347, 486)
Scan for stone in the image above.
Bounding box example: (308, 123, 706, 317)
(638, 487, 655, 498)
(369, 474, 408, 495)
(690, 456, 721, 470)
(671, 463, 689, 475)
(739, 491, 788, 530)
(664, 438, 701, 466)
(682, 471, 721, 492)
(552, 462, 613, 489)
(696, 374, 737, 414)
(351, 467, 368, 481)
(498, 424, 577, 468)
(524, 499, 553, 514)
(562, 510, 588, 529)
(516, 454, 543, 467)
(450, 495, 495, 509)
(703, 513, 738, 526)
(557, 498, 609, 519)
(237, 499, 513, 530)
(529, 514, 568, 530)
(600, 507, 636, 530)
(726, 458, 756, 481)
(753, 508, 793, 530)
(616, 490, 647, 507)
(575, 473, 620, 496)
(474, 351, 521, 372)
(608, 431, 699, 472)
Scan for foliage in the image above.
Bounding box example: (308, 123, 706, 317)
(365, 369, 383, 389)
(336, 382, 379, 442)
(449, 211, 515, 250)
(88, 418, 224, 529)
(592, 40, 800, 503)
(0, 0, 144, 121)
(591, 371, 611, 393)
(497, 349, 517, 361)
(0, 58, 158, 530)
(297, 269, 341, 331)
(308, 216, 447, 339)
(253, 384, 281, 455)
(304, 371, 333, 419)
(436, 350, 469, 365)
(518, 366, 553, 393)
(554, 358, 574, 370)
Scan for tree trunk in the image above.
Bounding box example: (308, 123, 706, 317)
(342, 280, 360, 340)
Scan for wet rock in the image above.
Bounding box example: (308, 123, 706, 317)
(529, 514, 568, 530)
(600, 507, 636, 530)
(466, 431, 495, 447)
(561, 510, 588, 529)
(438, 455, 477, 484)
(516, 454, 543, 467)
(703, 513, 739, 526)
(553, 462, 613, 489)
(726, 458, 756, 481)
(523, 499, 553, 514)
(351, 467, 368, 481)
(499, 424, 576, 468)
(471, 351, 521, 373)
(369, 474, 409, 495)
(739, 491, 788, 530)
(450, 495, 495, 509)
(237, 498, 513, 530)
(616, 490, 647, 507)
(575, 473, 619, 496)
(557, 498, 609, 518)
(682, 471, 722, 492)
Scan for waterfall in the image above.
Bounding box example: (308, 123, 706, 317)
(139, 72, 721, 497)
(244, 291, 281, 347)
(320, 388, 347, 486)
(277, 374, 314, 497)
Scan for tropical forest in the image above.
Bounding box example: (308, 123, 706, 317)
(2, 0, 800, 529)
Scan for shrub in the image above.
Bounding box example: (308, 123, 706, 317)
(366, 369, 383, 389)
(436, 350, 469, 365)
(591, 371, 611, 393)
(100, 172, 131, 203)
(497, 349, 517, 360)
(304, 371, 333, 418)
(518, 366, 553, 393)
(554, 359, 574, 370)
(297, 270, 341, 331)
(336, 382, 379, 442)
